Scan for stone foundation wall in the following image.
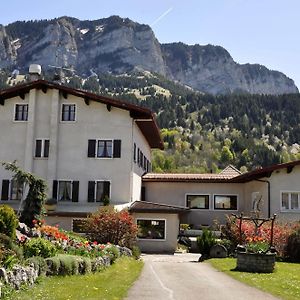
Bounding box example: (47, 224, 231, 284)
(236, 252, 276, 273)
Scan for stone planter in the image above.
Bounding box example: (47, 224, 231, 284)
(236, 252, 276, 273)
(44, 203, 57, 212)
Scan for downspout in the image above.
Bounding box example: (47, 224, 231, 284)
(255, 179, 271, 218)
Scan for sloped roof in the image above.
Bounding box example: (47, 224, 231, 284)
(142, 165, 241, 183)
(129, 201, 189, 214)
(0, 80, 163, 149)
(220, 165, 241, 177)
(230, 160, 300, 183)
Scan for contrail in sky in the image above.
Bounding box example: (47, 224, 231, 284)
(151, 7, 173, 27)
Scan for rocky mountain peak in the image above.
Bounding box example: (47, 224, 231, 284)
(0, 16, 298, 95)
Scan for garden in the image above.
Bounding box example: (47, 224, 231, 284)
(0, 162, 142, 299)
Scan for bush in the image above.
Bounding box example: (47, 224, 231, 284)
(0, 233, 23, 268)
(23, 237, 57, 258)
(0, 205, 19, 238)
(46, 255, 93, 276)
(131, 245, 141, 260)
(45, 256, 61, 275)
(84, 207, 137, 248)
(222, 215, 298, 257)
(286, 228, 300, 262)
(197, 228, 217, 257)
(104, 244, 120, 263)
(58, 255, 79, 276)
(26, 256, 47, 276)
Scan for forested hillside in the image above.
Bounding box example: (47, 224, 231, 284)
(1, 70, 299, 173)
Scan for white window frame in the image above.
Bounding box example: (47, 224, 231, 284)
(91, 180, 111, 202)
(56, 180, 73, 202)
(280, 191, 300, 212)
(213, 194, 238, 211)
(61, 103, 77, 122)
(34, 138, 50, 158)
(136, 218, 167, 241)
(186, 194, 210, 210)
(14, 103, 28, 122)
(96, 139, 113, 159)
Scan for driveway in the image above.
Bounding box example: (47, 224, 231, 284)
(125, 253, 279, 300)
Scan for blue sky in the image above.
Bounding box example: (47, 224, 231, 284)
(1, 0, 300, 88)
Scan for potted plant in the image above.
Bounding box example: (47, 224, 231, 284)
(44, 198, 57, 211)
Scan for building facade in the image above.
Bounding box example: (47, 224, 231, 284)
(0, 80, 163, 229)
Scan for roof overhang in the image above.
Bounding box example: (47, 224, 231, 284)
(0, 80, 164, 149)
(230, 160, 300, 183)
(129, 201, 189, 214)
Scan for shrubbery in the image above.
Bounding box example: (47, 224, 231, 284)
(26, 256, 48, 276)
(197, 228, 217, 257)
(23, 237, 57, 258)
(222, 215, 300, 257)
(84, 207, 137, 248)
(285, 227, 300, 262)
(0, 205, 19, 239)
(46, 254, 104, 276)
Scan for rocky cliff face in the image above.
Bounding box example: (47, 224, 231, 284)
(1, 16, 298, 95)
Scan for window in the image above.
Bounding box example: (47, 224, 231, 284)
(87, 139, 121, 158)
(214, 195, 237, 210)
(1, 179, 23, 201)
(61, 104, 76, 121)
(186, 195, 209, 209)
(52, 180, 79, 202)
(88, 181, 110, 202)
(14, 104, 28, 121)
(97, 140, 113, 158)
(35, 139, 50, 158)
(137, 219, 165, 240)
(281, 192, 300, 211)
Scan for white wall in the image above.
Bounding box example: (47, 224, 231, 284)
(0, 87, 152, 212)
(143, 181, 245, 226)
(268, 165, 300, 221)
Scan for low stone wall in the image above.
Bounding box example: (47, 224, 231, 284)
(0, 264, 38, 290)
(236, 252, 276, 273)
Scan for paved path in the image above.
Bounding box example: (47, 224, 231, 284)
(125, 254, 279, 300)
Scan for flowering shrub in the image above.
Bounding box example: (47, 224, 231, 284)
(84, 207, 138, 248)
(222, 215, 299, 257)
(245, 236, 269, 253)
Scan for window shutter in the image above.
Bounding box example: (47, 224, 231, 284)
(113, 140, 121, 158)
(88, 140, 96, 157)
(52, 180, 58, 200)
(72, 181, 79, 202)
(88, 181, 95, 202)
(1, 180, 9, 200)
(141, 186, 146, 201)
(35, 140, 42, 157)
(44, 140, 50, 158)
(133, 143, 136, 162)
(104, 181, 110, 198)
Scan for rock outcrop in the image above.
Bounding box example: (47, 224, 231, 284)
(1, 16, 298, 95)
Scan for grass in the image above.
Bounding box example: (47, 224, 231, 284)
(5, 257, 143, 300)
(209, 258, 300, 300)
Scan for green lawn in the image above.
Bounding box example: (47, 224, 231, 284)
(5, 257, 143, 300)
(209, 258, 300, 300)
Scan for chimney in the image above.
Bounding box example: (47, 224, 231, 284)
(28, 64, 42, 81)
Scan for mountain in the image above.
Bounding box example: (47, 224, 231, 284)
(0, 16, 298, 95)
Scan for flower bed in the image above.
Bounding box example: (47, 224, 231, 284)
(236, 251, 276, 273)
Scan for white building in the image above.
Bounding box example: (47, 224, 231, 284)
(0, 79, 163, 229)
